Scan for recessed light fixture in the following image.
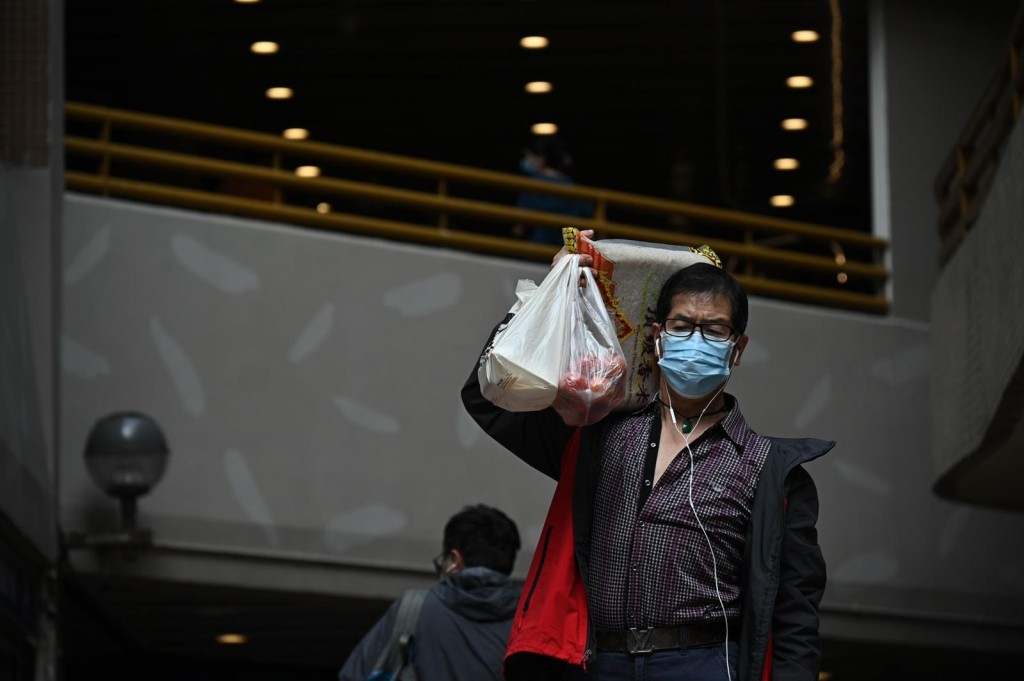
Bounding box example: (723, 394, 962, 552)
(525, 81, 553, 94)
(266, 87, 293, 100)
(216, 633, 248, 645)
(250, 41, 279, 55)
(295, 165, 320, 178)
(282, 128, 309, 140)
(836, 272, 848, 284)
(770, 195, 795, 207)
(520, 36, 549, 49)
(781, 118, 808, 131)
(233, 0, 260, 4)
(316, 202, 331, 213)
(773, 158, 800, 171)
(792, 30, 820, 42)
(818, 672, 833, 681)
(531, 122, 558, 135)
(786, 75, 814, 89)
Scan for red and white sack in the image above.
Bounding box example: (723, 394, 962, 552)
(563, 228, 719, 412)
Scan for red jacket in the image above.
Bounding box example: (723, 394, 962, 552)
(504, 430, 590, 668)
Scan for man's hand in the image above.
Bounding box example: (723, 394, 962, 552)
(551, 229, 595, 269)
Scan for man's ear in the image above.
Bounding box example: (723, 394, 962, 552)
(732, 335, 749, 366)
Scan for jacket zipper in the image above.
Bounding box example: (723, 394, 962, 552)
(520, 524, 553, 616)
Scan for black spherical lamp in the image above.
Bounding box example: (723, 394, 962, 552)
(83, 411, 170, 536)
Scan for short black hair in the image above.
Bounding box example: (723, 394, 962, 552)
(443, 504, 521, 575)
(525, 136, 570, 172)
(655, 263, 748, 335)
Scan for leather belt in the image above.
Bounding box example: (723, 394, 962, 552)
(596, 621, 733, 654)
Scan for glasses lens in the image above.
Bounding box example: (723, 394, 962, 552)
(663, 318, 695, 337)
(701, 324, 733, 342)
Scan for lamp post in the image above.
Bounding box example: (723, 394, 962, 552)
(66, 411, 170, 550)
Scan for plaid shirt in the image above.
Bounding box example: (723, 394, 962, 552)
(589, 396, 771, 630)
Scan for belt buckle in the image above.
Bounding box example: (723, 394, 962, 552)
(627, 627, 655, 654)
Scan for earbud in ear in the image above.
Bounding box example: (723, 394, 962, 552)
(655, 336, 662, 357)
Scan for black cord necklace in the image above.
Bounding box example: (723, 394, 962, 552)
(658, 398, 728, 434)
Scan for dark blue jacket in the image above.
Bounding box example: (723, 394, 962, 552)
(339, 567, 521, 681)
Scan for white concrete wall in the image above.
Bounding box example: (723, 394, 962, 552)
(931, 94, 1024, 495)
(874, 0, 1020, 321)
(60, 194, 1024, 651)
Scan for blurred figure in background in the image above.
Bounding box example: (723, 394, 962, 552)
(513, 136, 594, 245)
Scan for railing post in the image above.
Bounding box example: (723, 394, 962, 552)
(272, 151, 283, 205)
(99, 118, 112, 197)
(744, 230, 754, 277)
(438, 178, 449, 234)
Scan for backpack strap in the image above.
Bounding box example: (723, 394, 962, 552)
(369, 588, 429, 681)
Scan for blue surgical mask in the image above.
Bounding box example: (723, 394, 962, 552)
(658, 333, 734, 398)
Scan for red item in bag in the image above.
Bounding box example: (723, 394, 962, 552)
(553, 353, 628, 426)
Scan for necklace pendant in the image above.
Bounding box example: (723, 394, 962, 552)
(681, 418, 694, 434)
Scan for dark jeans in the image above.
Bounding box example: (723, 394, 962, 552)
(589, 641, 738, 681)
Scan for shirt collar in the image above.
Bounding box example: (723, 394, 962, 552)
(643, 392, 751, 452)
(717, 393, 750, 452)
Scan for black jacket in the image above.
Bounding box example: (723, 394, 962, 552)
(462, 345, 833, 681)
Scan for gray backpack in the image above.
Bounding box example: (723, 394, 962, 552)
(366, 589, 429, 681)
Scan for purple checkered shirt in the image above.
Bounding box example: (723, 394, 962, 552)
(588, 396, 771, 629)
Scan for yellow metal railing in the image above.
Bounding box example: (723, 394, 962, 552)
(935, 6, 1024, 265)
(65, 102, 889, 314)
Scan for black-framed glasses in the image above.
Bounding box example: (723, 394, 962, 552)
(432, 552, 447, 576)
(661, 317, 735, 342)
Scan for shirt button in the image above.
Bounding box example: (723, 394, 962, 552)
(644, 479, 651, 486)
(650, 442, 656, 448)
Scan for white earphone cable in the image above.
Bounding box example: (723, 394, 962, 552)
(667, 379, 733, 681)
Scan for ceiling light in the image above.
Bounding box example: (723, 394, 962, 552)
(781, 118, 808, 130)
(773, 158, 800, 171)
(316, 202, 331, 213)
(786, 76, 814, 89)
(520, 36, 549, 49)
(233, 0, 260, 4)
(525, 81, 553, 94)
(770, 195, 795, 207)
(836, 272, 848, 284)
(266, 87, 293, 100)
(531, 122, 558, 135)
(792, 30, 820, 42)
(282, 128, 309, 140)
(216, 633, 248, 645)
(295, 166, 320, 178)
(250, 41, 279, 55)
(818, 672, 833, 681)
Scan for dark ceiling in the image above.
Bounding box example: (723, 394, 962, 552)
(65, 0, 873, 233)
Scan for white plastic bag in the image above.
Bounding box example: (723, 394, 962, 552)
(477, 255, 577, 412)
(551, 264, 628, 426)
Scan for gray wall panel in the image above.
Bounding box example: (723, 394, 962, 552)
(61, 194, 1024, 649)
